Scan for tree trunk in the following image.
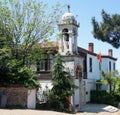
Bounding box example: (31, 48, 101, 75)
(109, 84, 112, 93)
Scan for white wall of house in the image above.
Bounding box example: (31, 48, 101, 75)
(85, 54, 101, 102)
(27, 89, 36, 109)
(101, 58, 108, 72)
(85, 53, 100, 102)
(74, 79, 80, 111)
(85, 53, 117, 102)
(101, 58, 116, 91)
(74, 57, 83, 70)
(87, 54, 101, 80)
(102, 58, 116, 72)
(85, 79, 96, 102)
(38, 80, 52, 103)
(40, 80, 53, 90)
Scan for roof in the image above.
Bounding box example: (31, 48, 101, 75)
(101, 55, 117, 61)
(62, 12, 75, 21)
(40, 41, 117, 61)
(40, 41, 58, 51)
(78, 46, 117, 61)
(40, 41, 58, 48)
(78, 47, 97, 56)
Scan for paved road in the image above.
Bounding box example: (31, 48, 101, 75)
(0, 104, 119, 115)
(78, 104, 120, 115)
(81, 104, 119, 113)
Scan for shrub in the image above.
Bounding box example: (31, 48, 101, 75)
(0, 59, 39, 88)
(90, 90, 115, 105)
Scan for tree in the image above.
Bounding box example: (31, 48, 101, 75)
(0, 0, 63, 63)
(0, 0, 63, 87)
(101, 70, 119, 93)
(92, 10, 120, 48)
(50, 54, 77, 112)
(115, 77, 120, 96)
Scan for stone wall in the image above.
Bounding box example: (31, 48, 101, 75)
(0, 87, 28, 108)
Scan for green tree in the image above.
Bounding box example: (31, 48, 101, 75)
(101, 70, 119, 93)
(50, 54, 77, 112)
(92, 10, 120, 48)
(0, 0, 63, 87)
(115, 77, 120, 96)
(0, 0, 62, 63)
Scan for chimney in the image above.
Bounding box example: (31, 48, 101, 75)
(108, 49, 113, 57)
(88, 43, 94, 52)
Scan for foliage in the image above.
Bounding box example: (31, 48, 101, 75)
(0, 0, 63, 88)
(115, 77, 120, 96)
(90, 90, 115, 105)
(100, 70, 119, 92)
(0, 58, 39, 88)
(0, 0, 63, 63)
(92, 9, 120, 48)
(50, 54, 77, 112)
(96, 79, 102, 90)
(94, 71, 120, 106)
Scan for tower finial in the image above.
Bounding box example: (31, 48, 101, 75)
(68, 5, 70, 13)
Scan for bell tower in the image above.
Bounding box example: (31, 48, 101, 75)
(58, 6, 79, 55)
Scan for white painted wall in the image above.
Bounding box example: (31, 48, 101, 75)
(85, 79, 96, 102)
(87, 54, 100, 80)
(37, 80, 52, 103)
(85, 54, 100, 102)
(102, 58, 116, 72)
(101, 58, 108, 72)
(39, 80, 52, 90)
(27, 89, 36, 109)
(74, 79, 80, 110)
(74, 57, 83, 70)
(86, 54, 117, 102)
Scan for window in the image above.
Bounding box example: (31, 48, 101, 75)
(83, 56, 87, 79)
(40, 60, 45, 71)
(99, 63, 101, 70)
(76, 66, 82, 79)
(37, 59, 52, 72)
(89, 58, 92, 72)
(113, 62, 115, 71)
(37, 60, 45, 71)
(47, 59, 53, 71)
(109, 61, 111, 71)
(62, 28, 69, 49)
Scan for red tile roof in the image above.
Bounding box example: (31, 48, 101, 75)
(40, 41, 117, 60)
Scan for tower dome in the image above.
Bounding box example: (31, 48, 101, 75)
(61, 5, 78, 25)
(62, 12, 75, 22)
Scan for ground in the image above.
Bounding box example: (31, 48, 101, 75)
(0, 109, 120, 115)
(0, 104, 119, 115)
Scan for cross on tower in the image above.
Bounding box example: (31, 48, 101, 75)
(68, 5, 70, 13)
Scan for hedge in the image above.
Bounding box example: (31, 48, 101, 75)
(90, 90, 115, 105)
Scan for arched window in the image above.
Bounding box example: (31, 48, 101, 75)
(62, 28, 69, 41)
(62, 28, 69, 49)
(76, 66, 82, 79)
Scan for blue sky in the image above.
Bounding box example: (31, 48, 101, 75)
(43, 0, 120, 72)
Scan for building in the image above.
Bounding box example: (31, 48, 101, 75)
(36, 8, 117, 111)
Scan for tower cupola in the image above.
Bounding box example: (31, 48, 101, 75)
(58, 5, 79, 55)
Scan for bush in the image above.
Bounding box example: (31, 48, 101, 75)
(90, 90, 115, 105)
(47, 92, 68, 112)
(0, 59, 39, 88)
